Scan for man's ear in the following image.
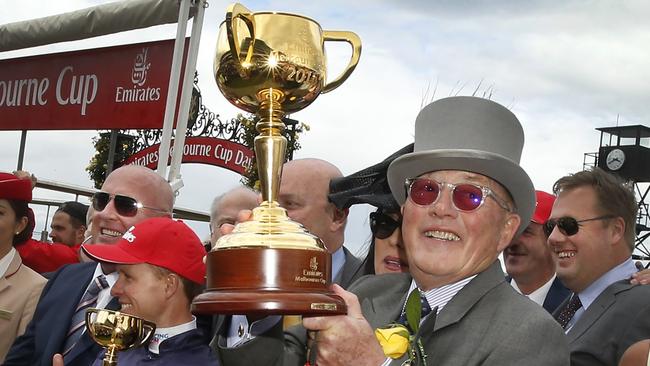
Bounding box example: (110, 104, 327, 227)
(329, 206, 348, 231)
(75, 225, 87, 244)
(609, 216, 626, 248)
(496, 213, 521, 253)
(165, 273, 181, 299)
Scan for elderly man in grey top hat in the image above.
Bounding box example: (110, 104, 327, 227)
(215, 96, 569, 366)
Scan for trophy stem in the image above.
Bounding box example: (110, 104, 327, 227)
(255, 88, 287, 206)
(102, 345, 118, 366)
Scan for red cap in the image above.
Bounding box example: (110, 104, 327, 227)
(82, 217, 206, 284)
(531, 190, 556, 224)
(0, 172, 32, 201)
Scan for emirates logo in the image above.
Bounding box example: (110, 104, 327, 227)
(131, 48, 151, 87)
(309, 257, 318, 271)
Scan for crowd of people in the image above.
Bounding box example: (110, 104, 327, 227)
(1, 96, 649, 366)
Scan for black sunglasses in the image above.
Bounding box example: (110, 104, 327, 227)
(91, 192, 169, 217)
(370, 211, 401, 239)
(543, 215, 616, 237)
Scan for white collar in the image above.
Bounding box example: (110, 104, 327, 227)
(148, 317, 197, 354)
(511, 274, 556, 306)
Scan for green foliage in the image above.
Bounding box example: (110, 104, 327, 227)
(86, 132, 134, 189)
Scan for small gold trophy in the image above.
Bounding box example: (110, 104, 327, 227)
(192, 3, 361, 316)
(85, 308, 156, 366)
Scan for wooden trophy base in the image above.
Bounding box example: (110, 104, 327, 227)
(192, 247, 347, 316)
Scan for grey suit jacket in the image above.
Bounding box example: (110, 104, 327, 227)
(557, 280, 650, 366)
(214, 261, 569, 366)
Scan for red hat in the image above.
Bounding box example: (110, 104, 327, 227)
(0, 172, 32, 201)
(82, 217, 206, 284)
(531, 190, 555, 224)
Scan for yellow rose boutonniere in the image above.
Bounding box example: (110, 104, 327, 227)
(375, 325, 410, 359)
(374, 289, 430, 365)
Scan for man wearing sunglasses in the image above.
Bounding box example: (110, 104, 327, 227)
(5, 165, 174, 366)
(214, 97, 569, 366)
(547, 168, 650, 366)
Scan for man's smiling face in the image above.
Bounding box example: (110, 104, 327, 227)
(89, 166, 172, 244)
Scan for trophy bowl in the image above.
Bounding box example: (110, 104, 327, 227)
(192, 3, 361, 316)
(85, 308, 156, 366)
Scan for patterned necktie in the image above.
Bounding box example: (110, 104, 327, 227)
(62, 274, 109, 356)
(419, 292, 432, 319)
(399, 289, 433, 327)
(555, 293, 582, 329)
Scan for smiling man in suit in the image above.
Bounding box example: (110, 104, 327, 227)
(548, 168, 650, 366)
(4, 165, 173, 366)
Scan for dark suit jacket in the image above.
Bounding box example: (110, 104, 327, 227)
(506, 275, 570, 314)
(214, 261, 570, 366)
(4, 262, 119, 366)
(554, 280, 650, 366)
(543, 277, 571, 314)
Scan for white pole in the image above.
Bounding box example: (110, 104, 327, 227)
(167, 0, 206, 193)
(156, 0, 192, 178)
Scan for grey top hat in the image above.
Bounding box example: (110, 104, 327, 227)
(387, 96, 535, 234)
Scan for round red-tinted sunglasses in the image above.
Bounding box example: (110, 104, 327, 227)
(405, 178, 511, 212)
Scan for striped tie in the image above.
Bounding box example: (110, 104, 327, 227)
(62, 274, 109, 356)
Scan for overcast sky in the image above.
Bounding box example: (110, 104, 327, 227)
(1, 0, 649, 254)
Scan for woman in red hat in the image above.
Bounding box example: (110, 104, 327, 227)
(0, 172, 47, 362)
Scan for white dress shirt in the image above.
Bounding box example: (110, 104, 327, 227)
(511, 274, 557, 306)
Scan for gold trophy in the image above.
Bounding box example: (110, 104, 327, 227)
(192, 3, 361, 316)
(85, 308, 156, 366)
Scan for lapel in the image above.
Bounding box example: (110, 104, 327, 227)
(57, 264, 112, 364)
(566, 280, 631, 343)
(359, 274, 411, 329)
(426, 261, 505, 333)
(0, 253, 22, 294)
(334, 247, 364, 288)
(542, 277, 571, 314)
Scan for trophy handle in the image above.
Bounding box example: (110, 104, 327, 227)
(225, 3, 255, 78)
(322, 30, 362, 93)
(84, 308, 99, 341)
(135, 320, 157, 347)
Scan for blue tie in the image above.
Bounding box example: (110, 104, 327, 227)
(62, 274, 109, 356)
